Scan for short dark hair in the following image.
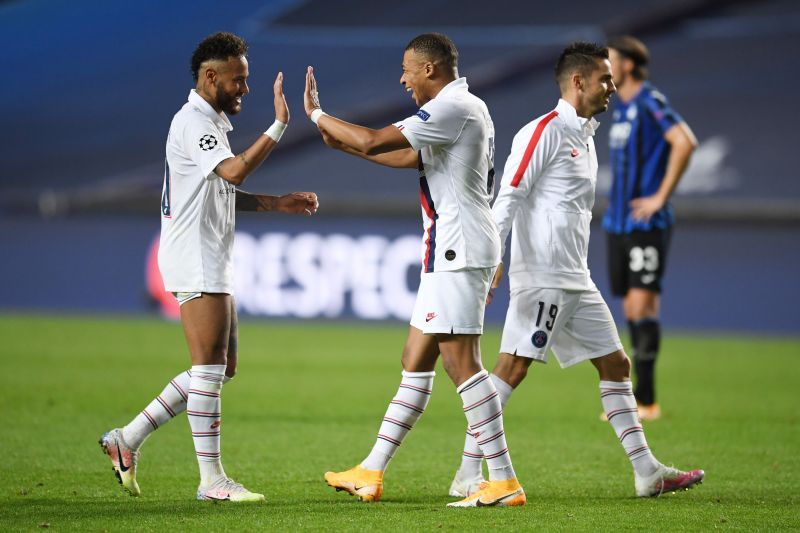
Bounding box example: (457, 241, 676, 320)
(555, 42, 609, 87)
(607, 35, 649, 80)
(191, 32, 249, 82)
(405, 33, 458, 71)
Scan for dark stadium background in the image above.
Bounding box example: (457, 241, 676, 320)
(1, 0, 798, 333)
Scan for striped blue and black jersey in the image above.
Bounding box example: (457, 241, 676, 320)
(603, 82, 682, 234)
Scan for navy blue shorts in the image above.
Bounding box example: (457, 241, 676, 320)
(607, 228, 672, 297)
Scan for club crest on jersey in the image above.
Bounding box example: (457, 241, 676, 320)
(532, 330, 547, 348)
(199, 134, 218, 151)
(416, 109, 431, 121)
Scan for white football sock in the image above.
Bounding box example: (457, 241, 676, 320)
(122, 370, 191, 449)
(188, 364, 227, 486)
(360, 370, 435, 471)
(458, 370, 516, 481)
(120, 370, 232, 450)
(458, 374, 514, 478)
(599, 380, 660, 477)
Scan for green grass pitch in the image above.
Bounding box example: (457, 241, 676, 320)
(1, 315, 798, 530)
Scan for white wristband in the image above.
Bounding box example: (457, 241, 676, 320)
(310, 108, 327, 125)
(264, 120, 287, 142)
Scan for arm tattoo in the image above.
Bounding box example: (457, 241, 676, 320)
(238, 152, 250, 167)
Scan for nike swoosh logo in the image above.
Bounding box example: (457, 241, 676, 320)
(115, 439, 130, 472)
(475, 489, 522, 507)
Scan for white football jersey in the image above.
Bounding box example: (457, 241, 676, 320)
(394, 77, 500, 273)
(158, 90, 236, 293)
(492, 99, 600, 290)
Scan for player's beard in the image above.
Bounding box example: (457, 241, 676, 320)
(217, 90, 242, 115)
(593, 93, 611, 115)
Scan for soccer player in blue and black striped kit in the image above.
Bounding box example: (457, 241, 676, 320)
(604, 36, 697, 420)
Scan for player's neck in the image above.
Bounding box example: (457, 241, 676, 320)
(196, 84, 223, 114)
(428, 75, 457, 100)
(617, 79, 644, 103)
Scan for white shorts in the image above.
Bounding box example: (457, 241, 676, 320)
(500, 286, 622, 368)
(172, 292, 202, 306)
(410, 267, 495, 335)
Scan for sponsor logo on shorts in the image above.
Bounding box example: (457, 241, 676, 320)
(445, 250, 456, 261)
(532, 330, 548, 348)
(571, 148, 579, 157)
(426, 312, 437, 322)
(416, 109, 431, 121)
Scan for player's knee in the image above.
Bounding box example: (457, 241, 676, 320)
(400, 347, 414, 369)
(493, 353, 530, 388)
(609, 352, 631, 380)
(624, 291, 658, 321)
(594, 350, 630, 380)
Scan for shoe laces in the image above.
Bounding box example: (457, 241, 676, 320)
(214, 477, 247, 494)
(661, 464, 682, 478)
(654, 464, 682, 497)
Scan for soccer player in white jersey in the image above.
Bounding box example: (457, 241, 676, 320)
(448, 42, 704, 499)
(303, 33, 525, 508)
(99, 32, 318, 502)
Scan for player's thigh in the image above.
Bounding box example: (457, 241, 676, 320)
(401, 326, 440, 372)
(179, 292, 232, 365)
(499, 286, 578, 364)
(553, 288, 623, 368)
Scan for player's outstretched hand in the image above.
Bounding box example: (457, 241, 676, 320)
(486, 263, 505, 305)
(304, 66, 322, 119)
(274, 72, 289, 124)
(277, 192, 319, 216)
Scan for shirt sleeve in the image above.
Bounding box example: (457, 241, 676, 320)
(182, 116, 235, 180)
(492, 118, 562, 256)
(642, 88, 683, 135)
(393, 97, 468, 151)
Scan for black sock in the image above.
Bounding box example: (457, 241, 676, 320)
(630, 319, 660, 405)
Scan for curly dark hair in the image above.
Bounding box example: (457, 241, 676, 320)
(405, 33, 458, 71)
(607, 35, 649, 80)
(555, 42, 608, 87)
(191, 32, 249, 82)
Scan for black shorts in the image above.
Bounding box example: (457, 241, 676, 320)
(607, 228, 672, 297)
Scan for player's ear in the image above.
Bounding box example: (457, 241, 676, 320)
(424, 61, 435, 78)
(203, 64, 218, 86)
(572, 73, 584, 91)
(623, 56, 635, 75)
